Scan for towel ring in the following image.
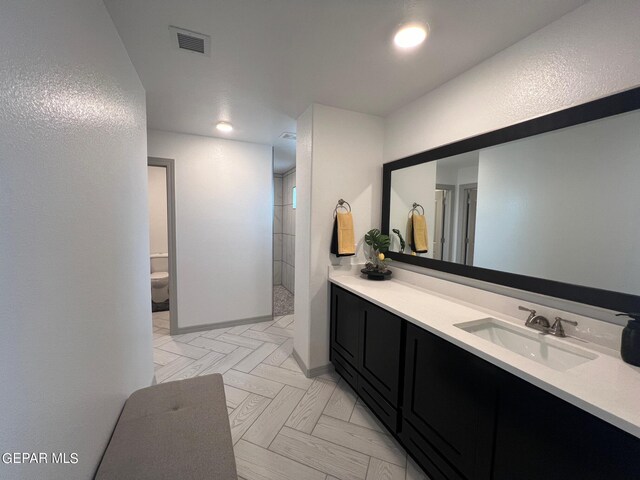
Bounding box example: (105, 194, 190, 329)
(409, 202, 424, 216)
(333, 198, 351, 218)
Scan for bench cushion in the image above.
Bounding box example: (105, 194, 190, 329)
(95, 374, 236, 480)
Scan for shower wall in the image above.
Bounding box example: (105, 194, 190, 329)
(273, 174, 283, 285)
(282, 168, 296, 293)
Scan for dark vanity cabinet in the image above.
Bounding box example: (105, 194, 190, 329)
(330, 286, 403, 431)
(401, 323, 496, 480)
(329, 284, 640, 480)
(330, 286, 362, 368)
(492, 372, 640, 480)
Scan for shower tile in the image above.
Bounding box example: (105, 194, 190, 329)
(284, 206, 295, 235)
(274, 176, 283, 206)
(284, 235, 295, 266)
(283, 263, 295, 293)
(274, 234, 283, 261)
(273, 261, 282, 285)
(284, 172, 295, 204)
(273, 206, 283, 234)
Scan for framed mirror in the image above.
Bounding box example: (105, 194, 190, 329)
(381, 87, 640, 313)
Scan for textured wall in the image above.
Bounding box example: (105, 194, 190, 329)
(0, 1, 151, 478)
(293, 106, 313, 367)
(389, 162, 437, 258)
(148, 130, 273, 330)
(295, 105, 384, 371)
(474, 110, 640, 295)
(381, 0, 640, 315)
(385, 0, 640, 162)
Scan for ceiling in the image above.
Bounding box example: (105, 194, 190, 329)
(104, 0, 585, 172)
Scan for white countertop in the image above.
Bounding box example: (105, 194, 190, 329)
(329, 273, 640, 439)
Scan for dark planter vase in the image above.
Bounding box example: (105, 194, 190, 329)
(361, 268, 392, 281)
(619, 315, 640, 367)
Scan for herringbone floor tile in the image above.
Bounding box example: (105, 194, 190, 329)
(152, 312, 430, 480)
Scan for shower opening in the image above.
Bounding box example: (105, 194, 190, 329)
(273, 168, 295, 316)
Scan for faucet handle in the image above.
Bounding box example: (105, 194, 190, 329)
(519, 306, 536, 314)
(550, 317, 578, 337)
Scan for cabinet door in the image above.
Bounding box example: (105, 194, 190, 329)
(402, 323, 496, 480)
(492, 372, 640, 480)
(330, 286, 362, 366)
(358, 303, 403, 407)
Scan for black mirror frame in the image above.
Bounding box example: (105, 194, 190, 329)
(381, 86, 640, 313)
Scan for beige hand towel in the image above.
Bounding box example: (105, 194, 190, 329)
(336, 212, 356, 256)
(411, 214, 429, 253)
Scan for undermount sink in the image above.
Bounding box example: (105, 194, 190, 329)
(455, 318, 598, 371)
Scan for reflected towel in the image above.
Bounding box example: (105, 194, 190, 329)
(411, 214, 429, 253)
(331, 212, 356, 257)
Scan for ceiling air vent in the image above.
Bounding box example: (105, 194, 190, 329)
(169, 26, 210, 56)
(279, 132, 297, 141)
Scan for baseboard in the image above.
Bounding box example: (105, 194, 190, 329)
(173, 314, 273, 335)
(292, 348, 335, 379)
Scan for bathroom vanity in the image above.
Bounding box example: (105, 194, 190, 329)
(329, 275, 640, 480)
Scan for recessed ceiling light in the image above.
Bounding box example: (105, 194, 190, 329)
(394, 22, 428, 49)
(216, 121, 233, 133)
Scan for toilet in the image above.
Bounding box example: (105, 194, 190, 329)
(150, 253, 170, 304)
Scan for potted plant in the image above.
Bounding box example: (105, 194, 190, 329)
(392, 228, 406, 253)
(362, 229, 392, 280)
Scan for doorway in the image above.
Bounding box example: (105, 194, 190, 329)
(433, 184, 454, 261)
(457, 183, 478, 266)
(273, 168, 295, 317)
(148, 157, 178, 334)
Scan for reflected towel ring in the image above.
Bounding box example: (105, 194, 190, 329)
(333, 198, 351, 218)
(410, 202, 424, 216)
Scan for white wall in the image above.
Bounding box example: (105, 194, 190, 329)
(382, 0, 640, 312)
(385, 0, 640, 163)
(474, 110, 640, 295)
(295, 105, 384, 371)
(389, 162, 436, 256)
(294, 107, 313, 367)
(148, 166, 168, 254)
(148, 130, 273, 330)
(0, 1, 151, 479)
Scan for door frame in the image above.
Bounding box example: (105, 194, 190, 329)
(456, 183, 478, 265)
(148, 157, 179, 335)
(435, 184, 455, 261)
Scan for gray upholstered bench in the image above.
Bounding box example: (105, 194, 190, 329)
(95, 374, 237, 479)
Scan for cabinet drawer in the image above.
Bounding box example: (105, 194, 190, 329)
(401, 418, 465, 480)
(357, 376, 399, 434)
(331, 349, 358, 391)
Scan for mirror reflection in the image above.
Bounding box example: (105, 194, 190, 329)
(389, 109, 640, 297)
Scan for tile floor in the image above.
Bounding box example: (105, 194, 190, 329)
(273, 285, 294, 316)
(152, 311, 430, 480)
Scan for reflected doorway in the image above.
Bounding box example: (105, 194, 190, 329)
(458, 184, 478, 266)
(433, 184, 454, 261)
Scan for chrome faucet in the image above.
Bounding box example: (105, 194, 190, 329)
(518, 306, 550, 333)
(548, 317, 578, 337)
